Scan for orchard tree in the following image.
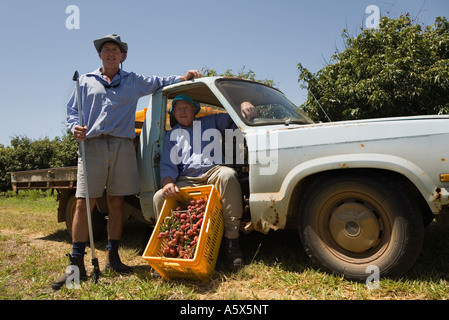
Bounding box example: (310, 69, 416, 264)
(49, 131, 78, 168)
(298, 15, 449, 122)
(0, 132, 77, 191)
(201, 66, 276, 87)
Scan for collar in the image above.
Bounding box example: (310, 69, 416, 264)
(87, 68, 130, 78)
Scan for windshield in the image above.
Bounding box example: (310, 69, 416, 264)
(216, 78, 314, 126)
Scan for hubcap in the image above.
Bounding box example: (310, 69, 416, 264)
(328, 201, 381, 253)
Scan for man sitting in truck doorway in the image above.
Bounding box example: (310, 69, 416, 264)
(153, 94, 257, 270)
(52, 34, 201, 290)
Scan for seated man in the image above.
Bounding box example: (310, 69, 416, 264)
(153, 94, 255, 270)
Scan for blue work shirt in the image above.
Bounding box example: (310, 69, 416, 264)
(160, 113, 239, 182)
(67, 68, 181, 139)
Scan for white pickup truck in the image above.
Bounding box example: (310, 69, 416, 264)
(11, 77, 449, 281)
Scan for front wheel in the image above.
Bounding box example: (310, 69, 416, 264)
(298, 174, 424, 281)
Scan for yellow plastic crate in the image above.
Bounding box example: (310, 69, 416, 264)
(142, 185, 224, 282)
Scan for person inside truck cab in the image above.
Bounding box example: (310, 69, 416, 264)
(52, 34, 201, 290)
(153, 94, 257, 270)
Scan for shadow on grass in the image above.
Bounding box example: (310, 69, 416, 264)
(38, 228, 72, 244)
(235, 223, 449, 282)
(234, 229, 312, 272)
(407, 222, 449, 281)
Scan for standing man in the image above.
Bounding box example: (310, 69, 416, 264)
(52, 34, 201, 290)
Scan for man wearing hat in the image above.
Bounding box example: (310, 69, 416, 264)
(52, 34, 201, 290)
(153, 94, 257, 270)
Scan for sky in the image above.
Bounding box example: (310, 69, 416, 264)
(0, 0, 447, 146)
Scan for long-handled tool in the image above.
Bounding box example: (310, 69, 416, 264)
(73, 71, 100, 284)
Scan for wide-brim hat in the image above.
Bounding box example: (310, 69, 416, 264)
(93, 34, 128, 62)
(169, 94, 201, 115)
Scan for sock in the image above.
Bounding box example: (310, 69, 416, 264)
(72, 241, 86, 258)
(107, 239, 120, 251)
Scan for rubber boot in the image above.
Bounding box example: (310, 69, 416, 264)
(225, 237, 244, 270)
(51, 254, 87, 290)
(105, 247, 132, 273)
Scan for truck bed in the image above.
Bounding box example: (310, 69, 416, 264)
(10, 166, 77, 191)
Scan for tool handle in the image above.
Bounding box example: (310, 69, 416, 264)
(72, 70, 96, 261)
(73, 70, 84, 127)
(72, 70, 79, 82)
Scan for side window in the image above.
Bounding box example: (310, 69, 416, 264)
(165, 100, 227, 131)
(163, 83, 229, 131)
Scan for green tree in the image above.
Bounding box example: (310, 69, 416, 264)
(298, 15, 449, 122)
(49, 131, 78, 168)
(201, 66, 277, 87)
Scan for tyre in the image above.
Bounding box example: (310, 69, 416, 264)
(298, 174, 424, 281)
(65, 194, 106, 241)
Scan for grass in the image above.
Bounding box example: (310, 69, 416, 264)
(1, 190, 449, 301)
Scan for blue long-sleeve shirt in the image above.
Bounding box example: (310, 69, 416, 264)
(160, 113, 238, 182)
(67, 68, 181, 139)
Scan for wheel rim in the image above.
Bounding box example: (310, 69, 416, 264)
(329, 200, 381, 253)
(321, 196, 390, 260)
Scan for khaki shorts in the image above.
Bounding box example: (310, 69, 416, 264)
(76, 135, 140, 199)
